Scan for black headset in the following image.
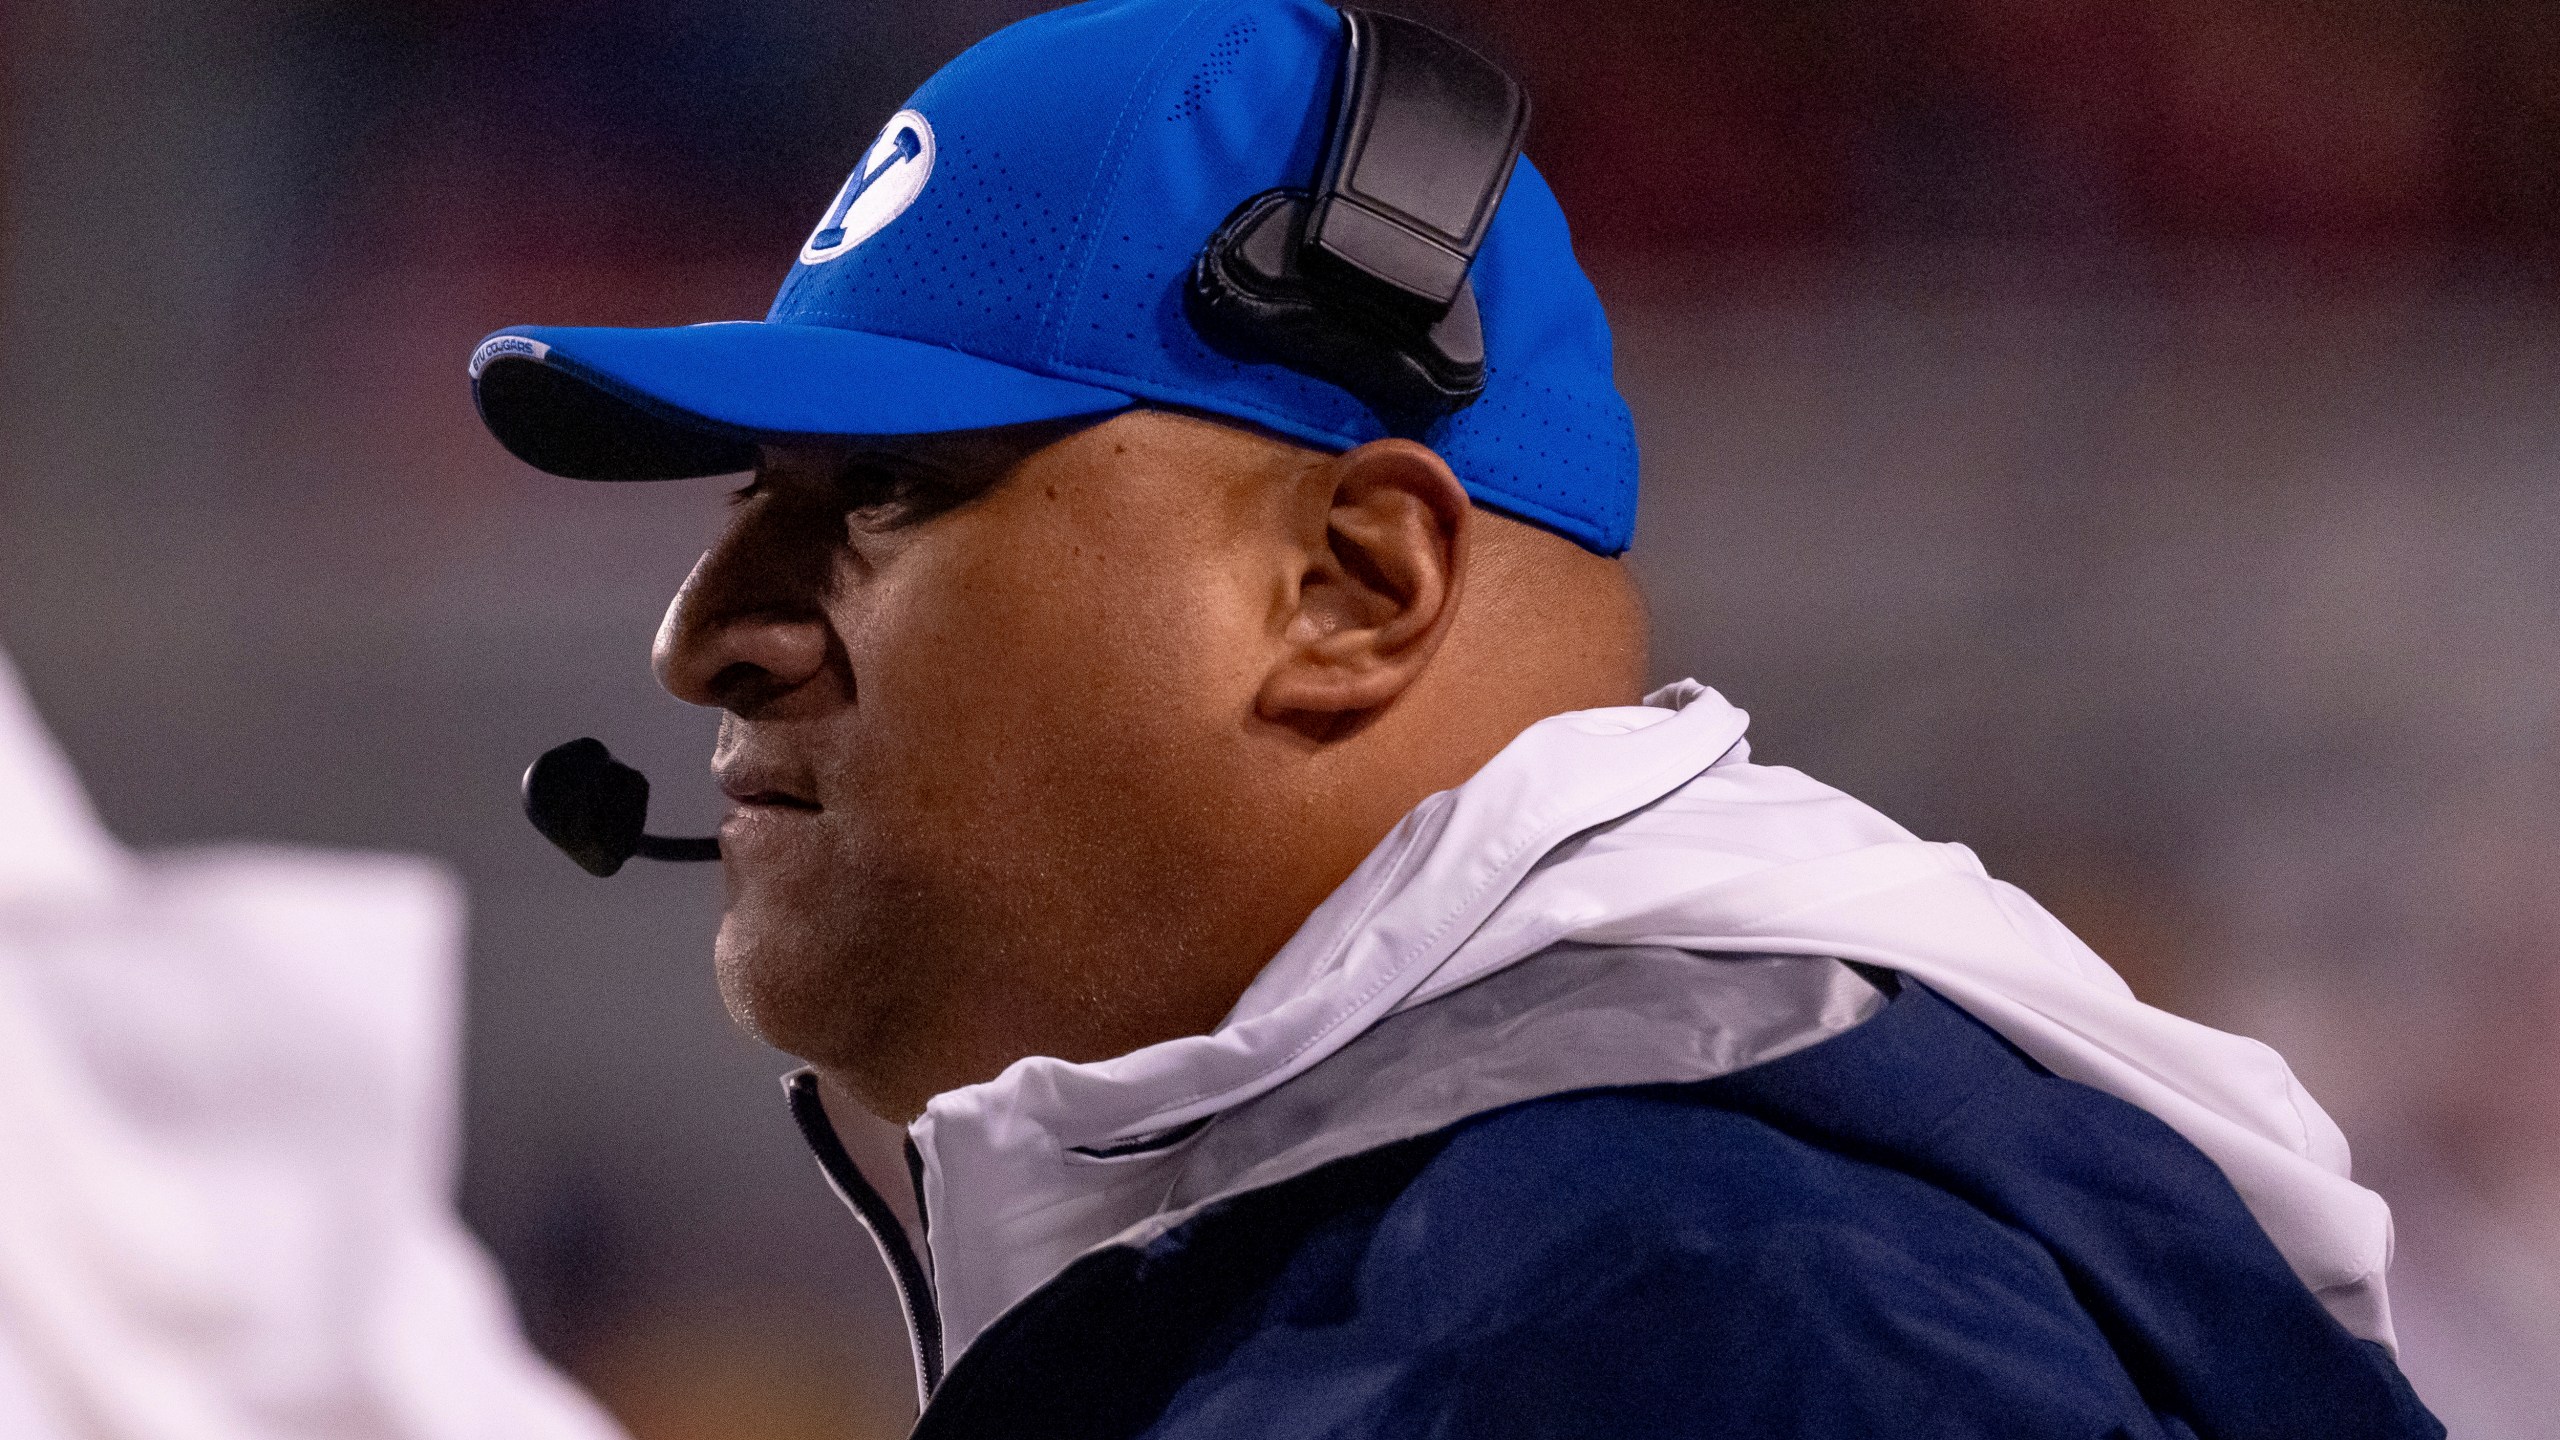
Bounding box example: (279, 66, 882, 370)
(524, 7, 1529, 876)
(1186, 7, 1529, 427)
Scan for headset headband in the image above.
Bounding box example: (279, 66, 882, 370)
(1186, 8, 1529, 426)
(1309, 9, 1531, 312)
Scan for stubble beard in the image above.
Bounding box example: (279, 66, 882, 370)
(712, 842, 956, 1119)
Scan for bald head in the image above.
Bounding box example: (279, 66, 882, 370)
(653, 408, 1646, 1118)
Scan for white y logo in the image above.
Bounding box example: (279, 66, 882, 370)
(801, 110, 937, 265)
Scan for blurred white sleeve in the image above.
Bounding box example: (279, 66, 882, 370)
(0, 648, 627, 1440)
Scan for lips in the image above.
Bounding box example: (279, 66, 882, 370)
(725, 786, 821, 811)
(716, 767, 822, 811)
(716, 766, 821, 866)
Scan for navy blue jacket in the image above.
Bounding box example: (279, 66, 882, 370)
(888, 981, 2439, 1439)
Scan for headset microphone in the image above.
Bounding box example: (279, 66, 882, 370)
(522, 737, 720, 876)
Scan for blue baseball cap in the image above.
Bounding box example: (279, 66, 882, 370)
(468, 0, 1639, 552)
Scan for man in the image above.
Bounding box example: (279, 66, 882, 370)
(469, 0, 2443, 1434)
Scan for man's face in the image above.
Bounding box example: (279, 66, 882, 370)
(653, 411, 1308, 1113)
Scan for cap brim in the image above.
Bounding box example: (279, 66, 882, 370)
(469, 321, 1136, 480)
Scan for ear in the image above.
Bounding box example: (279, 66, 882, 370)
(1257, 438, 1470, 730)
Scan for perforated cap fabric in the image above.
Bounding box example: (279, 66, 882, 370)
(468, 0, 1639, 553)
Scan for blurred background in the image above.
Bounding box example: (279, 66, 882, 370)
(3, 0, 2556, 1434)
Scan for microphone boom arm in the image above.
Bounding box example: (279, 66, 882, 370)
(522, 737, 722, 876)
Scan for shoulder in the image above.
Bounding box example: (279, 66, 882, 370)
(1414, 1087, 2146, 1361)
(1144, 1089, 2160, 1440)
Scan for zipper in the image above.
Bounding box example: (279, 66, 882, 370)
(784, 1070, 946, 1407)
(904, 1135, 935, 1270)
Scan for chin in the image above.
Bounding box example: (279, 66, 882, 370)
(712, 897, 893, 1074)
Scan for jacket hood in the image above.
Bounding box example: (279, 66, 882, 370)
(901, 682, 2397, 1374)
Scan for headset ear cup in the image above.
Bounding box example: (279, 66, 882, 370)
(1185, 190, 1312, 359)
(1185, 189, 1487, 428)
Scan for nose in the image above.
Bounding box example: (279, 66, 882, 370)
(652, 513, 833, 712)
